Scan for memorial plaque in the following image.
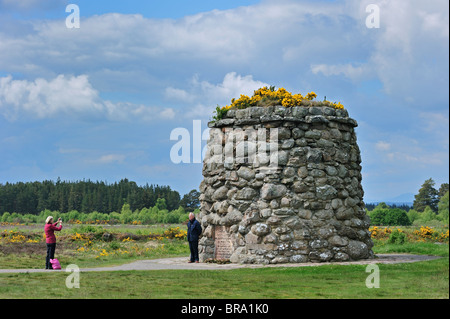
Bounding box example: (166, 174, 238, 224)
(214, 226, 233, 260)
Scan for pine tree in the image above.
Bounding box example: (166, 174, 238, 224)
(180, 189, 200, 211)
(438, 191, 449, 224)
(438, 183, 449, 200)
(413, 178, 439, 213)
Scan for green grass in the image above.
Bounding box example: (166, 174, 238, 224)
(0, 240, 190, 269)
(0, 258, 447, 299)
(373, 240, 449, 257)
(0, 224, 448, 299)
(0, 224, 189, 269)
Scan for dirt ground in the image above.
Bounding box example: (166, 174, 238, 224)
(0, 254, 441, 273)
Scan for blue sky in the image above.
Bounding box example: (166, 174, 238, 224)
(0, 0, 262, 19)
(0, 0, 448, 202)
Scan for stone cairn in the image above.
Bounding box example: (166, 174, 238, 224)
(198, 103, 374, 264)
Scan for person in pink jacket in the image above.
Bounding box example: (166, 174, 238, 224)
(45, 216, 62, 269)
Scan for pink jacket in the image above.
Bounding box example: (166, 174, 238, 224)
(45, 222, 62, 244)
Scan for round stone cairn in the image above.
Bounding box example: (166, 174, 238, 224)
(198, 103, 374, 264)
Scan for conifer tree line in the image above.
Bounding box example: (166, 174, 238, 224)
(0, 178, 198, 215)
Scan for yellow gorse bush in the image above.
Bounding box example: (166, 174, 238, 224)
(162, 227, 187, 240)
(330, 101, 344, 109)
(0, 222, 23, 226)
(69, 219, 110, 225)
(412, 226, 448, 241)
(8, 234, 26, 243)
(369, 226, 394, 240)
(220, 86, 344, 112)
(441, 230, 449, 241)
(70, 232, 93, 247)
(0, 229, 41, 244)
(369, 226, 449, 243)
(71, 232, 88, 241)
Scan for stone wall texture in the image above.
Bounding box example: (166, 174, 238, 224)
(198, 104, 374, 264)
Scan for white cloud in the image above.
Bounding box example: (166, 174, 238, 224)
(0, 1, 361, 83)
(128, 104, 176, 121)
(384, 151, 446, 166)
(93, 154, 126, 164)
(164, 87, 195, 102)
(0, 0, 447, 201)
(0, 74, 176, 122)
(308, 0, 449, 105)
(419, 112, 449, 133)
(167, 72, 270, 119)
(0, 0, 447, 109)
(418, 112, 450, 151)
(367, 133, 448, 169)
(159, 108, 176, 120)
(0, 74, 104, 120)
(419, 10, 449, 38)
(197, 72, 269, 103)
(366, 0, 448, 104)
(311, 63, 372, 82)
(375, 141, 391, 152)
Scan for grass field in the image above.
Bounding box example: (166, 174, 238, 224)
(0, 223, 190, 269)
(0, 223, 448, 299)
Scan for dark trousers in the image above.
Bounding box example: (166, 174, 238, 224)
(189, 240, 199, 262)
(46, 243, 56, 269)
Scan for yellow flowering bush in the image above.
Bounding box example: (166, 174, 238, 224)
(281, 95, 296, 108)
(8, 234, 26, 243)
(414, 226, 434, 239)
(370, 226, 449, 243)
(71, 232, 87, 241)
(412, 226, 448, 242)
(330, 101, 344, 109)
(440, 230, 449, 242)
(70, 232, 93, 247)
(162, 227, 187, 240)
(369, 226, 393, 240)
(214, 86, 345, 120)
(93, 244, 168, 260)
(0, 222, 23, 226)
(305, 92, 317, 100)
(0, 229, 41, 244)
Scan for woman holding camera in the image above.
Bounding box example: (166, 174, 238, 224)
(44, 216, 63, 269)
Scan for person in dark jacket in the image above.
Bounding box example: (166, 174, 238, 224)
(187, 213, 202, 263)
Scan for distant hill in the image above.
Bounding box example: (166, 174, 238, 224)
(365, 192, 414, 207)
(366, 201, 414, 207)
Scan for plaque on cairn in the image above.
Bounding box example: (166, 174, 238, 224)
(214, 226, 233, 260)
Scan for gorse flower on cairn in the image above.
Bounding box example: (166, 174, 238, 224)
(213, 86, 344, 121)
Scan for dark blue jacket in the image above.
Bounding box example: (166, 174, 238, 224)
(187, 218, 202, 242)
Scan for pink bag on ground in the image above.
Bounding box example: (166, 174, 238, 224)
(50, 258, 61, 270)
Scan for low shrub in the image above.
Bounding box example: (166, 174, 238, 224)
(369, 208, 411, 226)
(388, 229, 406, 244)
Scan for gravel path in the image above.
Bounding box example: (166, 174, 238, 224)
(0, 254, 441, 274)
